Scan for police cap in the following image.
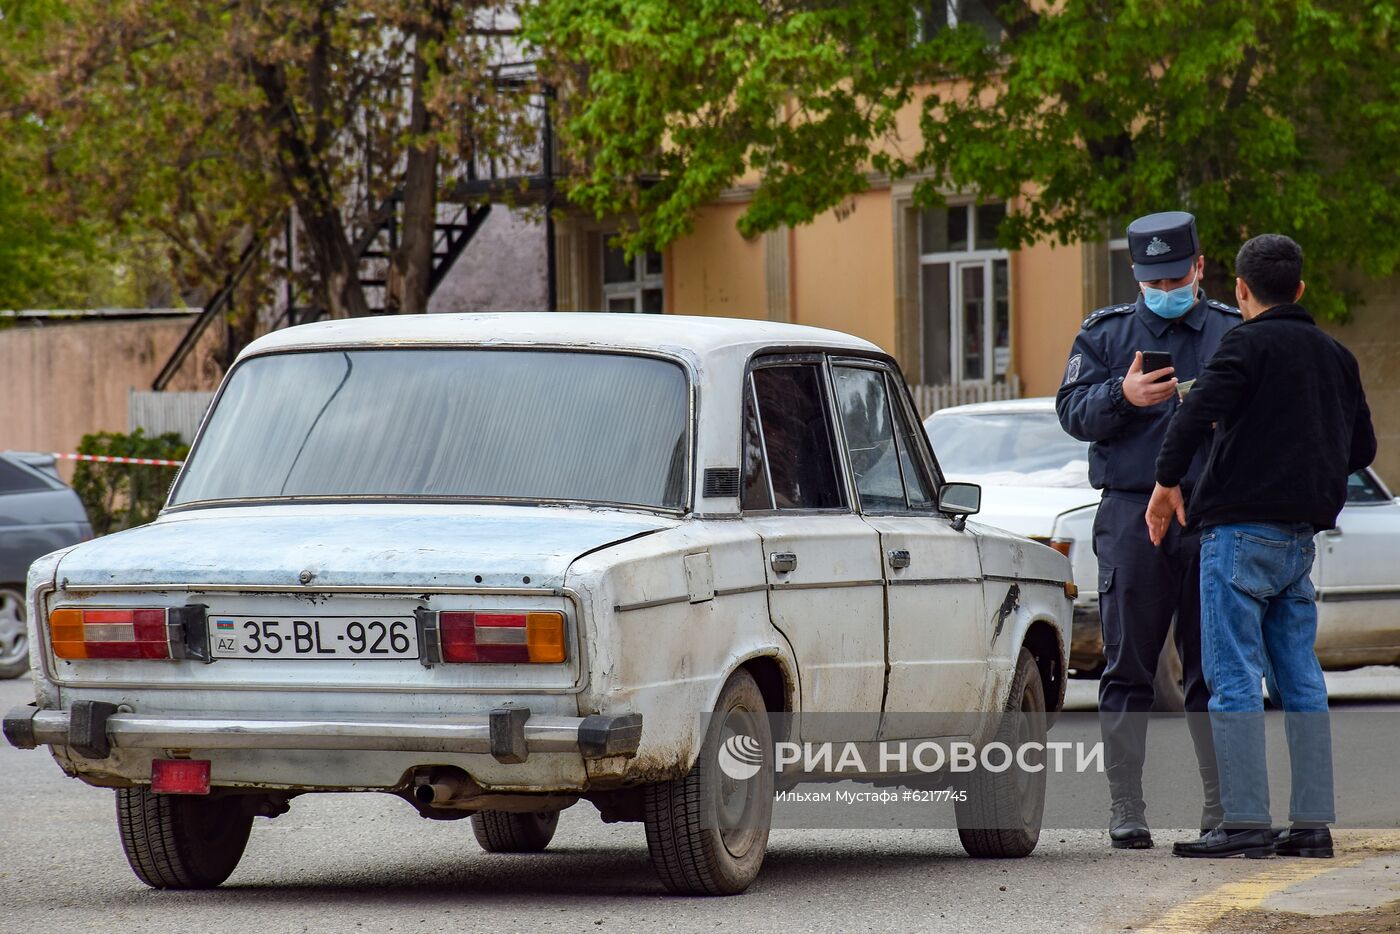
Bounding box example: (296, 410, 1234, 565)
(1126, 211, 1200, 281)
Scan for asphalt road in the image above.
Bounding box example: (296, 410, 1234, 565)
(2, 673, 1398, 934)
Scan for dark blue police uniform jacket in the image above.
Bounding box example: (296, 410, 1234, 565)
(1055, 293, 1242, 496)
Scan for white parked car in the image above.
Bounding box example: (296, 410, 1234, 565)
(4, 314, 1072, 896)
(924, 397, 1400, 675)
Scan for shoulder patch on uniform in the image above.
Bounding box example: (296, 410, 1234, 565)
(1082, 304, 1134, 329)
(1208, 299, 1242, 316)
(1063, 354, 1083, 385)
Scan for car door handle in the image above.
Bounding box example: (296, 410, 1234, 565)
(887, 549, 911, 570)
(1324, 527, 1343, 537)
(769, 552, 798, 574)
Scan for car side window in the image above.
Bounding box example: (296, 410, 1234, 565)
(832, 366, 907, 512)
(0, 458, 51, 494)
(748, 364, 845, 510)
(1346, 470, 1390, 504)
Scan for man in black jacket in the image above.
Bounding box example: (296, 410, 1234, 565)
(1146, 234, 1376, 859)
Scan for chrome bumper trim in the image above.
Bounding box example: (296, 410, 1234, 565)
(4, 703, 641, 762)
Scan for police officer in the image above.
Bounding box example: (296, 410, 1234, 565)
(1056, 211, 1240, 849)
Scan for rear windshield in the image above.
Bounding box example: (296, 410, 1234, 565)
(170, 348, 690, 510)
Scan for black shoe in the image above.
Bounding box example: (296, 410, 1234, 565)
(1172, 827, 1275, 859)
(1109, 800, 1152, 850)
(1274, 826, 1333, 858)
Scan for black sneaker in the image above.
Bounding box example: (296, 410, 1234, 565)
(1172, 827, 1275, 859)
(1274, 826, 1333, 858)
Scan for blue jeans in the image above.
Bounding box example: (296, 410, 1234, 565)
(1199, 522, 1334, 828)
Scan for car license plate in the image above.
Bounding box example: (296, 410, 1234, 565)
(209, 616, 419, 659)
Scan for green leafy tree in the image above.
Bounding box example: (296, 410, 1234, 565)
(0, 3, 175, 311)
(71, 429, 189, 536)
(1, 0, 537, 331)
(527, 1, 1400, 319)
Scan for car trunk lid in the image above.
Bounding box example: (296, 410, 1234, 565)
(54, 502, 675, 591)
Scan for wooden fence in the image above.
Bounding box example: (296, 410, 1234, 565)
(128, 390, 216, 444)
(908, 375, 1022, 418)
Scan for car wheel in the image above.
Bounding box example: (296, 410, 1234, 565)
(0, 586, 28, 680)
(643, 668, 773, 895)
(955, 647, 1047, 859)
(116, 787, 253, 889)
(470, 809, 560, 853)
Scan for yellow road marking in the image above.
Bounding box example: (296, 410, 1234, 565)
(1136, 833, 1400, 934)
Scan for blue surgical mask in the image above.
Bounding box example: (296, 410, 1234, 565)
(1143, 273, 1198, 319)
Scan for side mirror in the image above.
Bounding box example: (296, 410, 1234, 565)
(938, 482, 981, 531)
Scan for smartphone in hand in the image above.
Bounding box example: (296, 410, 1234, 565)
(1140, 350, 1174, 383)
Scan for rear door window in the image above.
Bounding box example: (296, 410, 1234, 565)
(744, 363, 845, 510)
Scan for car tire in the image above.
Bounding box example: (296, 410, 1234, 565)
(643, 668, 773, 895)
(470, 809, 560, 853)
(955, 647, 1047, 859)
(0, 586, 29, 680)
(116, 787, 253, 889)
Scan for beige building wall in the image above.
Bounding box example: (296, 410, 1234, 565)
(0, 316, 222, 478)
(1011, 240, 1089, 398)
(667, 202, 768, 320)
(790, 191, 897, 352)
(664, 190, 900, 352)
(668, 187, 1085, 394)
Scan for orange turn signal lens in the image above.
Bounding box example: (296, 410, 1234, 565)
(1050, 539, 1073, 558)
(526, 612, 566, 664)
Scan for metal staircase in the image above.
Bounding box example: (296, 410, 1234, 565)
(152, 69, 555, 390)
(353, 195, 493, 317)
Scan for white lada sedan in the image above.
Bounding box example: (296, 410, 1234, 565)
(4, 314, 1072, 895)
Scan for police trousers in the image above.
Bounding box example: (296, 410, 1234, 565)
(1094, 493, 1215, 795)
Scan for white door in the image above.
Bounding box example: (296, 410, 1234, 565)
(950, 258, 1011, 384)
(742, 358, 885, 742)
(1313, 469, 1400, 665)
(828, 360, 989, 741)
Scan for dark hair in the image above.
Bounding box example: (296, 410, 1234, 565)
(1235, 234, 1303, 307)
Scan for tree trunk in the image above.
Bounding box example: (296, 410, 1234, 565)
(387, 12, 447, 315)
(246, 59, 370, 319)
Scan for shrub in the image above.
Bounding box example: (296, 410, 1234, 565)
(71, 429, 188, 536)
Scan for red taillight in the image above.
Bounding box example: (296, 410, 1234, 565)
(438, 611, 566, 664)
(49, 607, 171, 660)
(151, 758, 211, 795)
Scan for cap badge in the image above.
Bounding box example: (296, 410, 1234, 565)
(1145, 237, 1171, 257)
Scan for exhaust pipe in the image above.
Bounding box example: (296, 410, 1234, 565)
(412, 769, 482, 806)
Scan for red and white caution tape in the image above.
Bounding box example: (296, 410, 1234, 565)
(51, 453, 185, 467)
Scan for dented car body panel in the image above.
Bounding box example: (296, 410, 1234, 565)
(6, 313, 1071, 809)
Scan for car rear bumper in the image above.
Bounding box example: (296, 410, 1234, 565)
(3, 701, 641, 764)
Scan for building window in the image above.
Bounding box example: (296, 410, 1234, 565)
(920, 1, 1003, 45)
(601, 234, 664, 313)
(918, 203, 1011, 384)
(1108, 235, 1139, 306)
